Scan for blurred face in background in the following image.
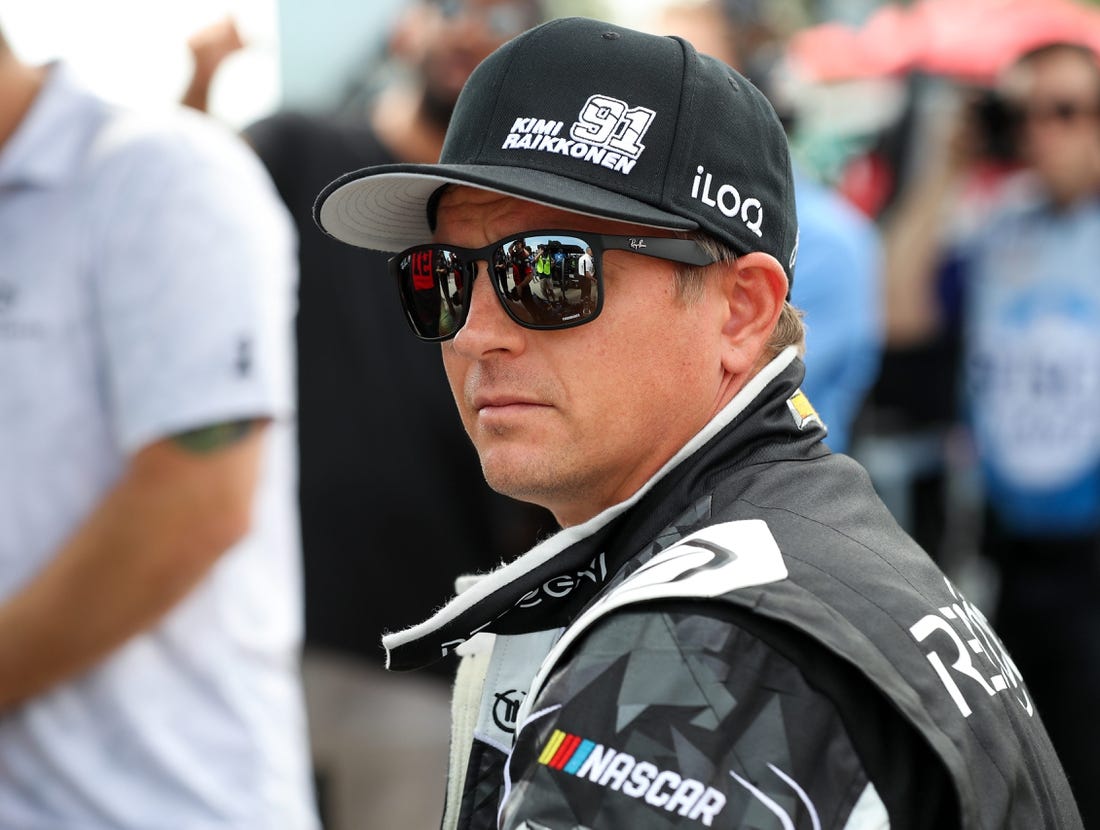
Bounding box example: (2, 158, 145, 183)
(648, 2, 739, 67)
(1007, 46, 1100, 205)
(417, 0, 542, 121)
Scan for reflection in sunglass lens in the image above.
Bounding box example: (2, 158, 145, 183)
(395, 248, 472, 340)
(490, 234, 599, 330)
(391, 233, 604, 341)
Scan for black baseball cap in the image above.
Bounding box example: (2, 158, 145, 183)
(315, 16, 800, 283)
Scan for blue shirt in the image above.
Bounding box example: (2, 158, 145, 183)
(963, 189, 1100, 534)
(790, 168, 883, 455)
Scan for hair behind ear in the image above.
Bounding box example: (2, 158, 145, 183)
(767, 302, 805, 357)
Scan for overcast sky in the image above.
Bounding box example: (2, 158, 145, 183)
(0, 0, 279, 128)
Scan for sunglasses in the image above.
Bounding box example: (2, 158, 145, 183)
(434, 0, 534, 39)
(389, 230, 718, 341)
(1021, 99, 1100, 126)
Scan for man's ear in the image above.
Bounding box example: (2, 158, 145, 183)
(718, 252, 789, 375)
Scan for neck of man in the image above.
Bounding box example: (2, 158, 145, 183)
(0, 53, 45, 150)
(370, 84, 452, 165)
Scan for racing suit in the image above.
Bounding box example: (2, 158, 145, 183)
(383, 348, 1082, 829)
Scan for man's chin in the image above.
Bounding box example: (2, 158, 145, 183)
(480, 455, 555, 507)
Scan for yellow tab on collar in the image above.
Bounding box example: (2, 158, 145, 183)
(787, 389, 822, 431)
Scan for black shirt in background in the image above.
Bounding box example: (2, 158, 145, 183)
(245, 111, 555, 675)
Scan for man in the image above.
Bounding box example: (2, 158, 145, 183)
(190, 2, 553, 828)
(951, 42, 1100, 827)
(577, 245, 595, 280)
(577, 244, 596, 311)
(0, 24, 316, 829)
(316, 17, 1082, 829)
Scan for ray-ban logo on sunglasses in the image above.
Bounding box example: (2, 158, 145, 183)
(629, 238, 647, 251)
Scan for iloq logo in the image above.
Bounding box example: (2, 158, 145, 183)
(501, 94, 656, 175)
(689, 164, 764, 238)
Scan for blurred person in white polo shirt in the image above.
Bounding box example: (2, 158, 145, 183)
(0, 23, 317, 829)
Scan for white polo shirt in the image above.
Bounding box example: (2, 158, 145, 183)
(0, 65, 317, 828)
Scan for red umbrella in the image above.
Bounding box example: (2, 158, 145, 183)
(915, 0, 1100, 82)
(787, 0, 1100, 84)
(784, 8, 915, 82)
(856, 3, 923, 76)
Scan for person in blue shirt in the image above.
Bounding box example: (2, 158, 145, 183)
(789, 166, 882, 454)
(956, 45, 1100, 827)
(880, 41, 1100, 827)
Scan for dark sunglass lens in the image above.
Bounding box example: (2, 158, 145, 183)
(396, 248, 470, 339)
(492, 235, 600, 329)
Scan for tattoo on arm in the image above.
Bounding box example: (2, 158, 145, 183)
(171, 420, 256, 454)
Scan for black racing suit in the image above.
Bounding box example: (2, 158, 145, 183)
(383, 350, 1082, 829)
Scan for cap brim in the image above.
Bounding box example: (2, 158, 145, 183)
(314, 163, 699, 253)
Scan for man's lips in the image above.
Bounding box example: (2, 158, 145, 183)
(471, 393, 549, 413)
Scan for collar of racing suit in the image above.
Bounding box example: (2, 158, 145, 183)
(383, 346, 829, 671)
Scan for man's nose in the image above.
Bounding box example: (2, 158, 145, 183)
(450, 262, 525, 356)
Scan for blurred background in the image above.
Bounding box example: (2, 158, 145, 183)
(0, 0, 889, 126)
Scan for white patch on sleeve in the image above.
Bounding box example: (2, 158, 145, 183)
(515, 520, 788, 727)
(841, 782, 890, 829)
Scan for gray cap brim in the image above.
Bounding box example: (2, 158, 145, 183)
(314, 163, 699, 253)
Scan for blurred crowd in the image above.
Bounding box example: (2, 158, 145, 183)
(2, 0, 1100, 827)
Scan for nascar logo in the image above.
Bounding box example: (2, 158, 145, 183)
(538, 729, 726, 826)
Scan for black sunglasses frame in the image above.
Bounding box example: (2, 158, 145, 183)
(389, 230, 720, 342)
